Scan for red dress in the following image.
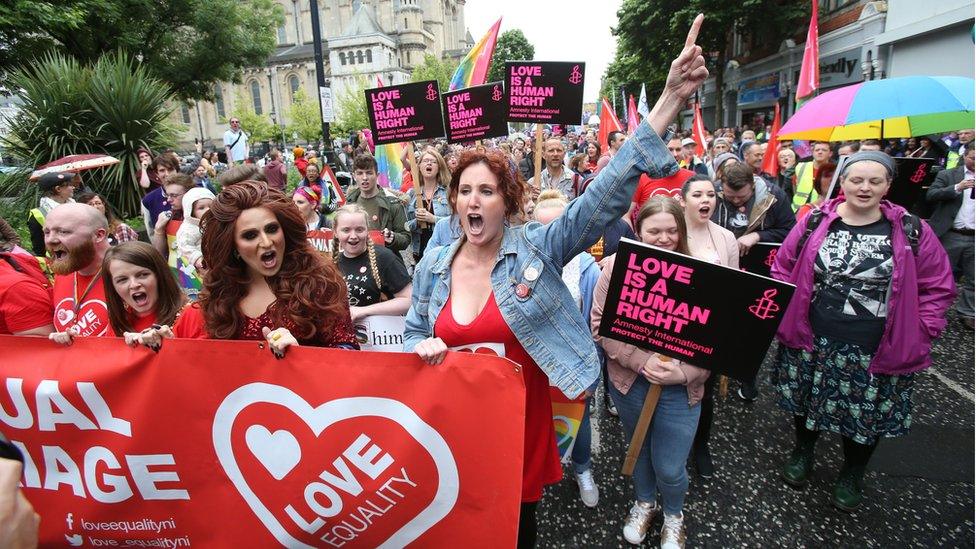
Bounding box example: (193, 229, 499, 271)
(174, 302, 359, 348)
(434, 293, 562, 502)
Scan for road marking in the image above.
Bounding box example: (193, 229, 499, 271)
(927, 367, 974, 403)
(590, 401, 601, 453)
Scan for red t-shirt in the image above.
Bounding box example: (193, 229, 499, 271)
(52, 271, 110, 337)
(632, 168, 696, 206)
(173, 304, 208, 339)
(114, 310, 158, 336)
(0, 261, 53, 334)
(434, 293, 562, 502)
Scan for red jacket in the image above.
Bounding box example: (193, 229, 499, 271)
(295, 157, 309, 178)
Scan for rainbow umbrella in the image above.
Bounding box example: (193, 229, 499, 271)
(779, 76, 975, 141)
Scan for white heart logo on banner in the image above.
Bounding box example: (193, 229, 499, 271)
(245, 425, 301, 481)
(212, 383, 459, 549)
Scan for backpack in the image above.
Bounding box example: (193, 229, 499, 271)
(796, 208, 921, 256)
(577, 175, 597, 196)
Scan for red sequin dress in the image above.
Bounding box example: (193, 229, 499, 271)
(434, 293, 562, 502)
(174, 302, 359, 348)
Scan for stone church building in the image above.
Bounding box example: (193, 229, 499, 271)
(172, 0, 471, 150)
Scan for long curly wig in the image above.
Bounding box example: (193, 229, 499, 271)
(199, 181, 349, 340)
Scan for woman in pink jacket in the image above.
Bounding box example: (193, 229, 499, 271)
(592, 197, 710, 547)
(770, 151, 955, 511)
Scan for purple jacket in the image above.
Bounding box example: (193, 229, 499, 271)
(771, 198, 955, 375)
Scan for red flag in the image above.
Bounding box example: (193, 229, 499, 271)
(796, 0, 819, 102)
(691, 102, 707, 157)
(598, 97, 623, 150)
(627, 95, 640, 134)
(761, 103, 783, 177)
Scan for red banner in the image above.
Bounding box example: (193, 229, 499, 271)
(308, 229, 386, 254)
(0, 336, 525, 547)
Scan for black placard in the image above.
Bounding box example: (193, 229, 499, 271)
(824, 156, 938, 210)
(740, 243, 782, 279)
(364, 80, 445, 145)
(441, 82, 509, 143)
(598, 239, 795, 381)
(505, 61, 585, 125)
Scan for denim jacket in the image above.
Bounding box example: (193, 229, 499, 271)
(403, 122, 678, 398)
(404, 185, 451, 256)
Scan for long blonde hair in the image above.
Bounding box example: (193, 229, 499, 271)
(332, 204, 383, 292)
(419, 147, 451, 188)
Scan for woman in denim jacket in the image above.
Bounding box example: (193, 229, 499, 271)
(404, 148, 453, 262)
(403, 15, 707, 548)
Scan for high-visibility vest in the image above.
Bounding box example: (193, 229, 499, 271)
(791, 162, 819, 212)
(947, 150, 961, 169)
(25, 208, 54, 284)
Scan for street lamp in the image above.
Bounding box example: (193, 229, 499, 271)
(266, 69, 284, 150)
(309, 0, 335, 167)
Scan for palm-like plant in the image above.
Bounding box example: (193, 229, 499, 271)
(1, 52, 177, 218)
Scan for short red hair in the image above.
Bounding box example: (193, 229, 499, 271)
(448, 149, 525, 217)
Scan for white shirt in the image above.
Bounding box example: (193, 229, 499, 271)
(952, 167, 975, 230)
(223, 129, 249, 162)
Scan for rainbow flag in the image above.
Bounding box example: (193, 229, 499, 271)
(375, 142, 404, 189)
(373, 76, 405, 189)
(449, 18, 502, 91)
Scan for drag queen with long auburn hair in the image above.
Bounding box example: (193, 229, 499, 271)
(135, 181, 358, 354)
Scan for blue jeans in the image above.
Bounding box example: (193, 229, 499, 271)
(572, 398, 592, 473)
(610, 377, 700, 516)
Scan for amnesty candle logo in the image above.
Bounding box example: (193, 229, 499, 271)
(568, 65, 583, 85)
(748, 289, 782, 320)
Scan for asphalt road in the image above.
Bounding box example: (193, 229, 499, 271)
(535, 310, 975, 548)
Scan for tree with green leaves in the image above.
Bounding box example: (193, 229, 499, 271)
(286, 88, 323, 144)
(333, 76, 371, 138)
(0, 0, 283, 102)
(0, 52, 178, 218)
(487, 29, 535, 84)
(231, 91, 276, 144)
(411, 54, 459, 92)
(603, 0, 806, 126)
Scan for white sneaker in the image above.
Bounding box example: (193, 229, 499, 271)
(574, 469, 599, 508)
(660, 512, 686, 549)
(622, 500, 659, 545)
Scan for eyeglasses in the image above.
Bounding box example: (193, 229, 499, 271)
(165, 192, 185, 199)
(230, 120, 240, 124)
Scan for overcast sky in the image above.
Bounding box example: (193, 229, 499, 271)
(464, 0, 623, 102)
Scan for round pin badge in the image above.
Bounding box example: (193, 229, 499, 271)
(515, 283, 531, 298)
(524, 266, 540, 281)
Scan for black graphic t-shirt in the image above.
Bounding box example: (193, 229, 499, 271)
(809, 217, 894, 352)
(337, 246, 411, 307)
